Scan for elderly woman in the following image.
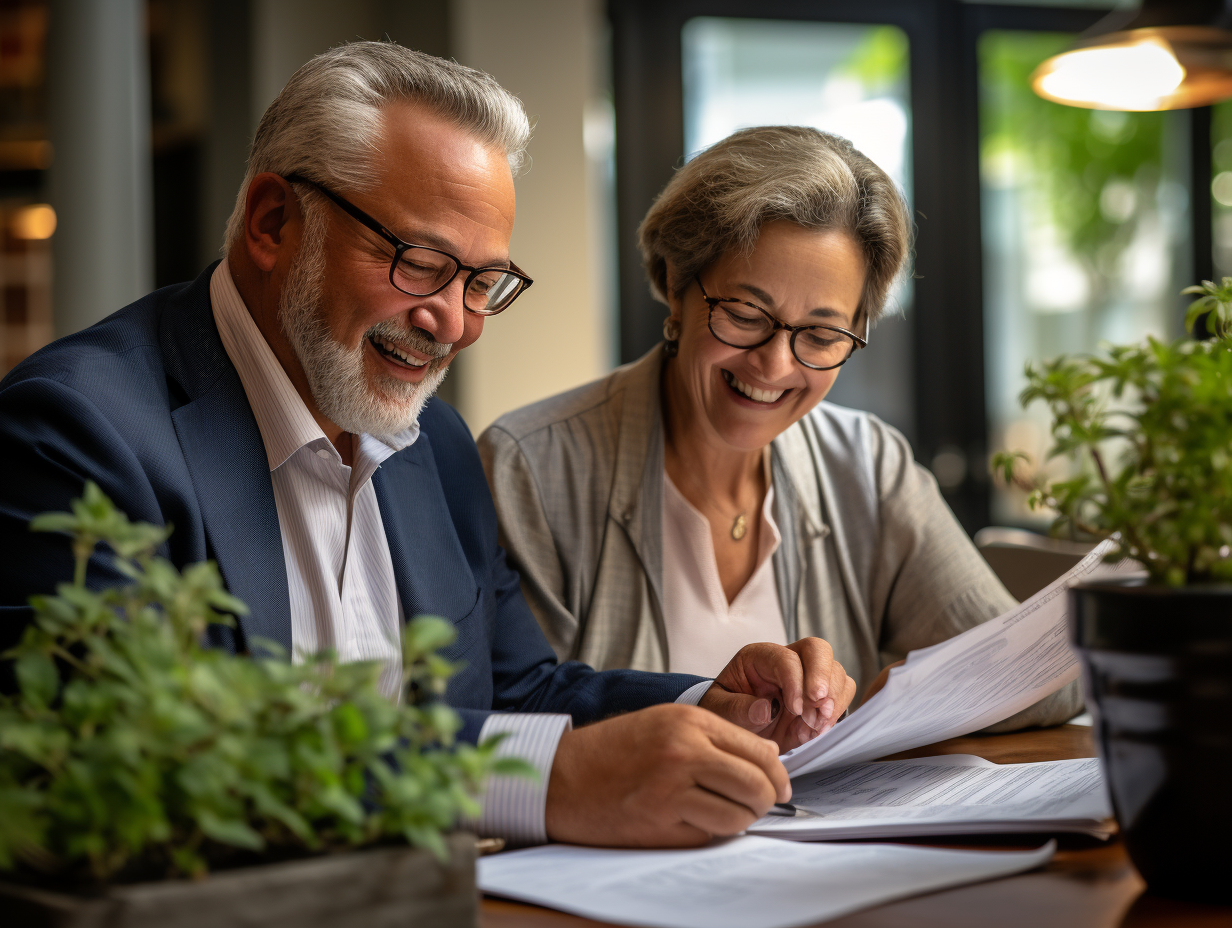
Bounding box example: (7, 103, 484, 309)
(479, 126, 1079, 730)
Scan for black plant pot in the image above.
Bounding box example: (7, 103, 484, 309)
(1069, 579, 1232, 904)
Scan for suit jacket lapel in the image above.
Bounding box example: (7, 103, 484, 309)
(373, 435, 479, 626)
(162, 265, 292, 656)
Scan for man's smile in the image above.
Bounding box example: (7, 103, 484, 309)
(369, 333, 430, 369)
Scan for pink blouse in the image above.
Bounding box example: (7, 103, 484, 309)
(662, 472, 787, 676)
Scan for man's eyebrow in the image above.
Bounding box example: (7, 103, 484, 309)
(384, 223, 510, 269)
(372, 219, 512, 269)
(734, 283, 850, 323)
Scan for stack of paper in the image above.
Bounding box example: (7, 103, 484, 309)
(780, 539, 1139, 777)
(751, 754, 1113, 841)
(479, 836, 1055, 928)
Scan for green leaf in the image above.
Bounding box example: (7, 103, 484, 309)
(404, 616, 456, 657)
(490, 757, 538, 780)
(15, 652, 59, 707)
(332, 703, 369, 746)
(28, 513, 78, 535)
(196, 809, 265, 851)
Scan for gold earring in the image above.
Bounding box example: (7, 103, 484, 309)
(662, 317, 681, 356)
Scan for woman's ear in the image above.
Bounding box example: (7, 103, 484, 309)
(662, 313, 682, 343)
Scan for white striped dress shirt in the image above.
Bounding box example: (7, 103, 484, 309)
(209, 260, 571, 844)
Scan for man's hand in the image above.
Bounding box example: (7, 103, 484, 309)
(699, 639, 857, 752)
(544, 704, 789, 847)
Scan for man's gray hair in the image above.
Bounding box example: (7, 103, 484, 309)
(638, 126, 911, 324)
(223, 41, 530, 251)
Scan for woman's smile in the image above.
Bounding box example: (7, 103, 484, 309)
(721, 369, 792, 407)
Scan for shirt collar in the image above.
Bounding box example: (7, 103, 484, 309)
(210, 259, 419, 472)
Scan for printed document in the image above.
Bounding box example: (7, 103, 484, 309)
(750, 754, 1113, 840)
(781, 539, 1139, 776)
(478, 836, 1055, 928)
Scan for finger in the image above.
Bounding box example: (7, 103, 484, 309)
(703, 686, 779, 733)
(678, 785, 767, 836)
(788, 638, 834, 708)
(837, 674, 857, 718)
(832, 675, 862, 714)
(825, 660, 851, 717)
(702, 719, 791, 803)
(760, 644, 806, 717)
(817, 697, 835, 723)
(782, 714, 819, 752)
(691, 751, 781, 817)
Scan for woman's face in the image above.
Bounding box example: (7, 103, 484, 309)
(665, 220, 867, 454)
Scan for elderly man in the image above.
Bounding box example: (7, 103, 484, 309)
(0, 43, 854, 847)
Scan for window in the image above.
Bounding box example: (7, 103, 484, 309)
(979, 30, 1193, 524)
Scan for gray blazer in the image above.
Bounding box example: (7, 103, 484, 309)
(478, 347, 1080, 730)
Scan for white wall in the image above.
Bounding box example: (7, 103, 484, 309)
(451, 0, 613, 432)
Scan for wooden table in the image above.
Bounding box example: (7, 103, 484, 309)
(480, 725, 1232, 927)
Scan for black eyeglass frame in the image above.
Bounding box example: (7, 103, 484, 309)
(696, 277, 868, 371)
(283, 174, 533, 315)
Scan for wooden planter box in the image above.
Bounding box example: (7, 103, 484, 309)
(0, 832, 477, 928)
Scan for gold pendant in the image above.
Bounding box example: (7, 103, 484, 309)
(731, 513, 748, 541)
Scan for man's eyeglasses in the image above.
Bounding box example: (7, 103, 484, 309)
(697, 277, 867, 371)
(284, 174, 533, 316)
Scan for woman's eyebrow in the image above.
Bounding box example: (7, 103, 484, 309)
(734, 282, 849, 322)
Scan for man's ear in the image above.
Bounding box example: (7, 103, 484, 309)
(244, 173, 300, 273)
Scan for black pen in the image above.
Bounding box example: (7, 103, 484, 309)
(767, 802, 797, 817)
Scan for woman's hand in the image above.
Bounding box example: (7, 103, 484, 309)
(859, 659, 906, 708)
(698, 638, 857, 752)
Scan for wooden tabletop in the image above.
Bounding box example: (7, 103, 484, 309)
(480, 725, 1232, 927)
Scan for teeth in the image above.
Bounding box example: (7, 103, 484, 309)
(726, 371, 785, 404)
(374, 336, 428, 367)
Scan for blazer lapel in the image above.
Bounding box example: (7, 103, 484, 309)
(373, 436, 479, 625)
(608, 347, 668, 609)
(162, 267, 292, 656)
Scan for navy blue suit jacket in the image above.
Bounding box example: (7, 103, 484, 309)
(0, 264, 701, 740)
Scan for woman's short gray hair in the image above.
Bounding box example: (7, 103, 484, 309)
(638, 126, 911, 323)
(223, 41, 530, 251)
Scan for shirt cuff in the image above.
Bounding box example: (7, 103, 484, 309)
(675, 680, 714, 706)
(462, 712, 572, 846)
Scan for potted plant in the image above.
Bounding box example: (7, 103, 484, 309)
(993, 285, 1232, 903)
(0, 483, 527, 926)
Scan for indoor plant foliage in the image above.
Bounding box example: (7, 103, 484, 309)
(993, 285, 1232, 586)
(994, 285, 1232, 902)
(0, 482, 525, 886)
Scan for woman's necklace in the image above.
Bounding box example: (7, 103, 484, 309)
(666, 453, 757, 542)
(730, 512, 748, 541)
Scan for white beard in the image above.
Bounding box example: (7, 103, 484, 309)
(278, 217, 452, 439)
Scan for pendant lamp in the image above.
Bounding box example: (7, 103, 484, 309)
(1031, 0, 1232, 110)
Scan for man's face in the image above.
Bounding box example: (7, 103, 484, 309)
(279, 102, 517, 437)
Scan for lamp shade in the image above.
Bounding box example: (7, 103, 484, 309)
(1031, 0, 1232, 111)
